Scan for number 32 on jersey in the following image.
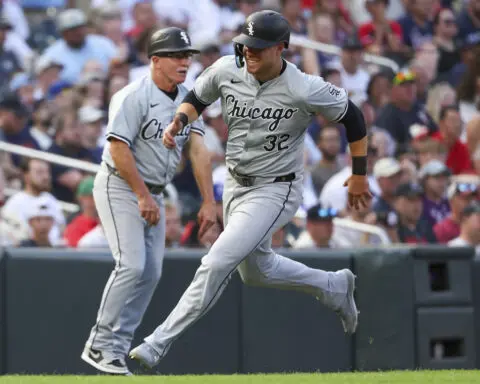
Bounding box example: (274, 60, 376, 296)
(264, 134, 290, 152)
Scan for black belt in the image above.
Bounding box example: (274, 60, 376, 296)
(228, 168, 295, 187)
(105, 163, 165, 195)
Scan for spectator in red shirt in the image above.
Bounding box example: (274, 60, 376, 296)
(358, 0, 407, 61)
(64, 176, 99, 247)
(433, 181, 478, 243)
(430, 105, 472, 174)
(125, 0, 158, 39)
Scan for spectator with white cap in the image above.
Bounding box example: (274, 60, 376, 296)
(418, 159, 451, 227)
(18, 200, 56, 247)
(41, 9, 118, 84)
(372, 157, 403, 214)
(32, 55, 63, 101)
(448, 201, 480, 254)
(78, 105, 106, 163)
(1, 157, 65, 246)
(434, 180, 479, 243)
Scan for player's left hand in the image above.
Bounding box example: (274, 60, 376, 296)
(343, 174, 372, 210)
(197, 201, 216, 240)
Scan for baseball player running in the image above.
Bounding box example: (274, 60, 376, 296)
(130, 11, 372, 368)
(81, 27, 216, 375)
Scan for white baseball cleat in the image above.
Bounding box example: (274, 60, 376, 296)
(335, 269, 359, 334)
(129, 342, 161, 369)
(81, 346, 131, 375)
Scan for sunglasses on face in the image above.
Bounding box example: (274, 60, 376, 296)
(457, 183, 478, 194)
(317, 208, 338, 219)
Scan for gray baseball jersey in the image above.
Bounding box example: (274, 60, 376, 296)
(140, 56, 358, 360)
(102, 75, 205, 186)
(193, 55, 348, 177)
(84, 74, 206, 372)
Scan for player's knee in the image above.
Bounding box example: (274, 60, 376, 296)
(239, 268, 267, 287)
(202, 252, 237, 275)
(121, 262, 145, 281)
(238, 256, 275, 286)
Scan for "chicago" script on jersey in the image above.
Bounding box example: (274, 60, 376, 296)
(225, 94, 298, 132)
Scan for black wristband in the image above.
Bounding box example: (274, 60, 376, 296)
(175, 112, 189, 128)
(352, 156, 367, 176)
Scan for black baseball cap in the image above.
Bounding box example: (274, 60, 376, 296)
(395, 183, 424, 198)
(307, 204, 338, 221)
(0, 93, 30, 117)
(342, 35, 364, 51)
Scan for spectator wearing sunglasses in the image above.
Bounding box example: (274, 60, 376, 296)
(448, 201, 480, 254)
(433, 181, 479, 243)
(293, 204, 337, 249)
(393, 182, 437, 244)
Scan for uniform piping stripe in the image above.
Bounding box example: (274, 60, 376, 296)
(107, 133, 132, 147)
(159, 181, 293, 358)
(190, 128, 205, 136)
(91, 172, 123, 349)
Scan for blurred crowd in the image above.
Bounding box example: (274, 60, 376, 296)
(0, 0, 479, 253)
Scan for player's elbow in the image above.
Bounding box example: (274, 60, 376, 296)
(339, 100, 367, 143)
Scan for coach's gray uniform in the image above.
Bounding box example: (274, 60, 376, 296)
(85, 75, 204, 359)
(143, 56, 351, 357)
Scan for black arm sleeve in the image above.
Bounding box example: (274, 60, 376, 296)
(183, 90, 210, 116)
(339, 99, 367, 143)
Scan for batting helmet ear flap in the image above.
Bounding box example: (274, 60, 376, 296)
(234, 43, 244, 68)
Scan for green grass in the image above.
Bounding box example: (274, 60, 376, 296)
(2, 371, 480, 384)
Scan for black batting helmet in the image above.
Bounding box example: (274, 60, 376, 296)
(232, 10, 290, 50)
(232, 10, 290, 68)
(147, 27, 200, 58)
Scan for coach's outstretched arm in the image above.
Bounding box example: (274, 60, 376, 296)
(338, 99, 372, 210)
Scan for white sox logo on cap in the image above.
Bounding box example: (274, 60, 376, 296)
(180, 31, 190, 45)
(247, 21, 254, 36)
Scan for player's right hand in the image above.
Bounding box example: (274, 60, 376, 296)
(163, 115, 183, 149)
(138, 194, 161, 226)
(343, 174, 372, 210)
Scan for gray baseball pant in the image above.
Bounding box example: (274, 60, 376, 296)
(85, 166, 166, 359)
(144, 173, 348, 358)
